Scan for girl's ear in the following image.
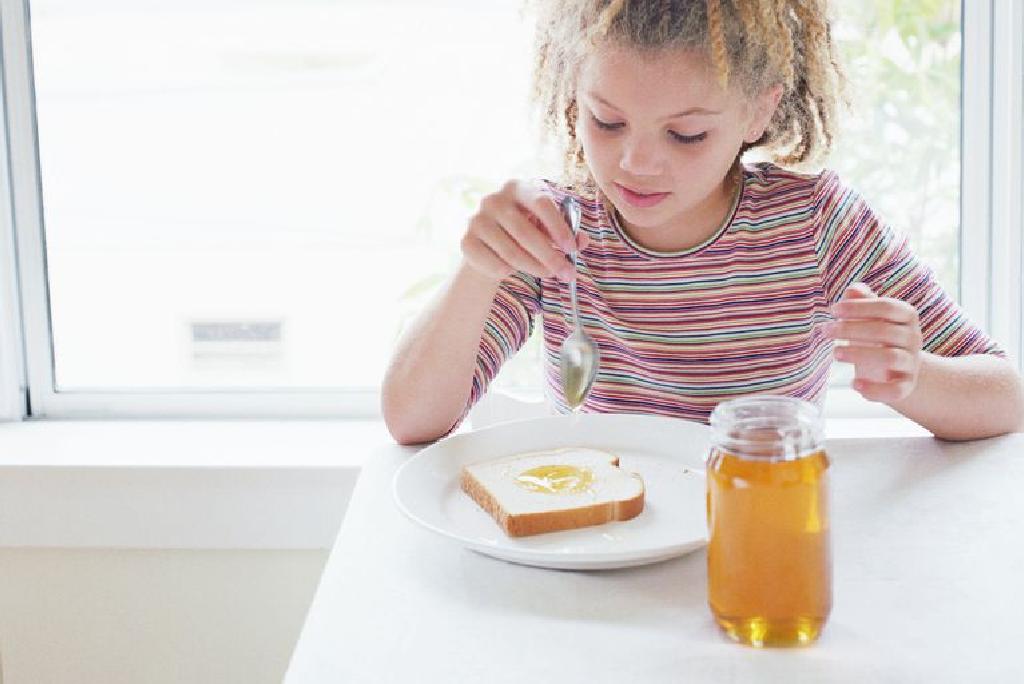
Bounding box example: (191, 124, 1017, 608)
(744, 84, 784, 144)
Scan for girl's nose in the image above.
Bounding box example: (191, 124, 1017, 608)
(619, 137, 662, 177)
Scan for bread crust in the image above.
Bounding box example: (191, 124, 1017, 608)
(460, 456, 645, 538)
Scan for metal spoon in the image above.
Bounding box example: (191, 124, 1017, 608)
(558, 196, 600, 411)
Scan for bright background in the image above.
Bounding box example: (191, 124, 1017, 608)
(28, 0, 961, 393)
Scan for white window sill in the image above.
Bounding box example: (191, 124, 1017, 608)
(0, 419, 387, 550)
(0, 419, 388, 467)
(0, 415, 926, 550)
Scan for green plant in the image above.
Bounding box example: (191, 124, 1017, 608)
(830, 0, 961, 294)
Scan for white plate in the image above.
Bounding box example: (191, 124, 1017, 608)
(393, 413, 710, 570)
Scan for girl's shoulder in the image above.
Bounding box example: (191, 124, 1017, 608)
(743, 161, 829, 195)
(742, 162, 853, 206)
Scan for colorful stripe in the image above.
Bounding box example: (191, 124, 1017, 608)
(463, 162, 1004, 425)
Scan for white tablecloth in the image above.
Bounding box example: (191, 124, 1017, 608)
(285, 431, 1024, 683)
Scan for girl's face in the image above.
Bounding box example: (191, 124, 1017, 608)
(576, 46, 780, 245)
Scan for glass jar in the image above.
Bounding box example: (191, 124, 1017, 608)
(706, 396, 831, 647)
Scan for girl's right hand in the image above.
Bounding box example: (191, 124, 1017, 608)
(460, 180, 590, 283)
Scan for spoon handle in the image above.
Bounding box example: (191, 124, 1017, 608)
(569, 258, 581, 333)
(561, 196, 583, 333)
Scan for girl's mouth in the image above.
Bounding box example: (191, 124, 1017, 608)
(614, 183, 671, 208)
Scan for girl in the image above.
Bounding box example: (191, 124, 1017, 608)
(382, 0, 1023, 444)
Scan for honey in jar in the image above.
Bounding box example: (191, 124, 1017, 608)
(706, 396, 831, 647)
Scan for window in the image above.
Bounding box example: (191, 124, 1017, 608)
(831, 1, 961, 296)
(1, 0, 1019, 420)
(3, 0, 548, 416)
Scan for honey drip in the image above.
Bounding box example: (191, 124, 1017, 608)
(515, 464, 594, 494)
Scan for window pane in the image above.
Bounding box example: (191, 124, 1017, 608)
(831, 0, 962, 295)
(31, 0, 961, 397)
(31, 0, 541, 390)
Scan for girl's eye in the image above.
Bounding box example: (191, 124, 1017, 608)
(591, 114, 624, 131)
(669, 131, 708, 144)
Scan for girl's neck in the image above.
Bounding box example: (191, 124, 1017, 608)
(617, 165, 742, 254)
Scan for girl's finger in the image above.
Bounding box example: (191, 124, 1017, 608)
(461, 238, 514, 281)
(841, 282, 877, 300)
(496, 204, 575, 279)
(517, 188, 577, 253)
(852, 377, 915, 403)
(575, 230, 591, 251)
(826, 319, 916, 348)
(831, 297, 918, 324)
(833, 344, 916, 378)
(474, 217, 555, 279)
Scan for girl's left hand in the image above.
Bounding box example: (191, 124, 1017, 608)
(825, 283, 924, 403)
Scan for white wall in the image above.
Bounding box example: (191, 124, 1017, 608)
(0, 421, 379, 684)
(0, 548, 327, 684)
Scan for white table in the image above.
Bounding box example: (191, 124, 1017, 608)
(285, 431, 1024, 683)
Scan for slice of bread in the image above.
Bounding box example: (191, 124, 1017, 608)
(460, 447, 645, 537)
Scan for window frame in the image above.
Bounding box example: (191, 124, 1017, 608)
(986, 0, 1024, 367)
(1, 0, 1020, 421)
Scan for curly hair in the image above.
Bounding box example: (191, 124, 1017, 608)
(531, 0, 846, 187)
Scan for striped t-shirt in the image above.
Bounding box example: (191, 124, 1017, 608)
(462, 162, 1002, 424)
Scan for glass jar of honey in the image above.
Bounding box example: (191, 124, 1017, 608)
(706, 396, 831, 647)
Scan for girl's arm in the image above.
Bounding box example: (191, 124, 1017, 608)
(887, 352, 1024, 440)
(381, 263, 503, 445)
(827, 283, 1024, 440)
(381, 181, 581, 445)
